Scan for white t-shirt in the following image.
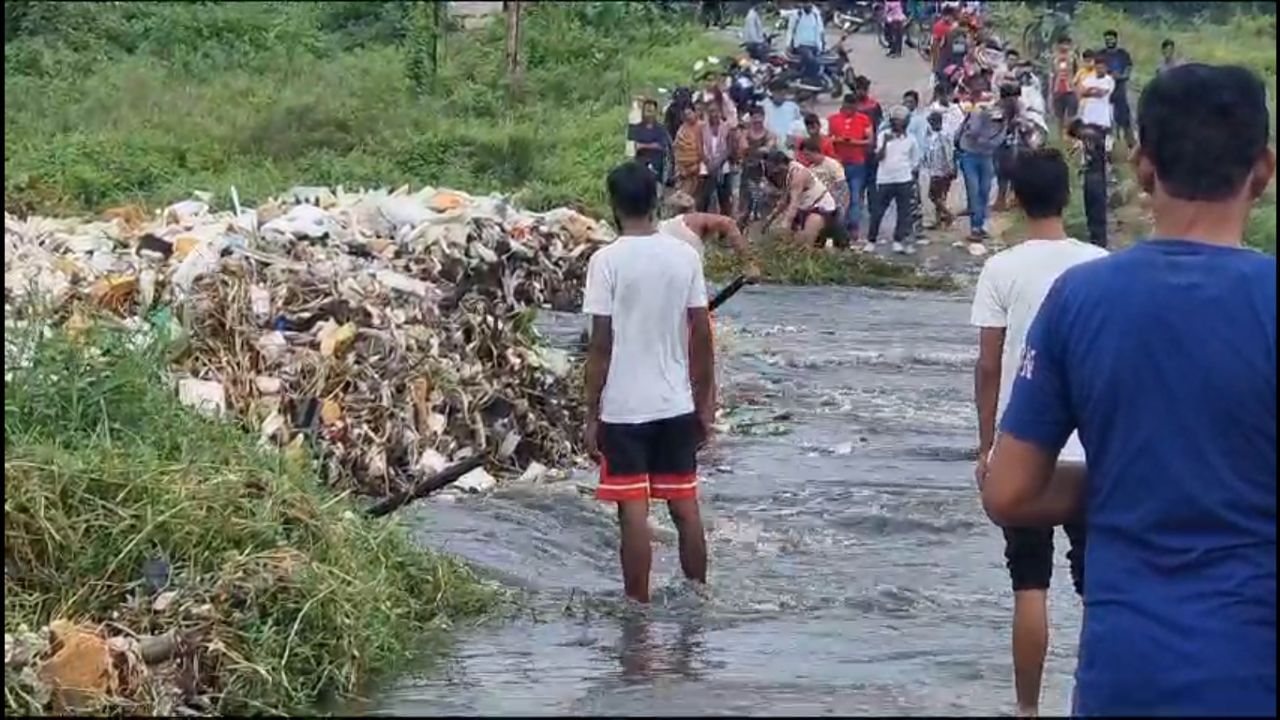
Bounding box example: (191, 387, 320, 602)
(583, 233, 709, 424)
(876, 131, 919, 185)
(970, 238, 1109, 462)
(1079, 74, 1115, 128)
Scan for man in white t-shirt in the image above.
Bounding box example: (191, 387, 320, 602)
(583, 161, 715, 604)
(1077, 57, 1115, 130)
(969, 148, 1108, 717)
(865, 106, 921, 255)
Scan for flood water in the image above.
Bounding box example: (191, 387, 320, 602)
(372, 286, 1083, 716)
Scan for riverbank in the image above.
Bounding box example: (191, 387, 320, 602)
(4, 322, 498, 715)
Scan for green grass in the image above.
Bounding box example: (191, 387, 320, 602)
(996, 2, 1276, 253)
(4, 321, 498, 715)
(3, 1, 727, 219)
(705, 235, 956, 290)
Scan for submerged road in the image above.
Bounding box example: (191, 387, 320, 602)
(360, 18, 1078, 718)
(364, 287, 1082, 716)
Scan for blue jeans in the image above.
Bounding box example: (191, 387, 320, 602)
(959, 152, 995, 235)
(796, 45, 821, 83)
(843, 162, 866, 231)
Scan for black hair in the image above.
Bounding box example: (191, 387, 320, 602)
(1104, 29, 1118, 38)
(1056, 34, 1072, 45)
(1138, 63, 1270, 201)
(800, 137, 823, 154)
(842, 92, 858, 105)
(642, 98, 659, 109)
(765, 149, 791, 168)
(854, 75, 871, 90)
(1006, 48, 1020, 57)
(903, 89, 920, 102)
(606, 161, 658, 219)
(803, 111, 821, 127)
(1161, 38, 1175, 50)
(1010, 148, 1071, 219)
(1082, 49, 1096, 59)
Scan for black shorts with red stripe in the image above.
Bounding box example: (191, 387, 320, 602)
(597, 413, 700, 502)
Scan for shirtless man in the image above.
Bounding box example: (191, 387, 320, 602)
(661, 191, 762, 281)
(761, 150, 844, 248)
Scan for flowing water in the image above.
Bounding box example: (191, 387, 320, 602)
(370, 286, 1083, 716)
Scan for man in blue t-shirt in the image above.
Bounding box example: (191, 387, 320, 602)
(984, 64, 1276, 716)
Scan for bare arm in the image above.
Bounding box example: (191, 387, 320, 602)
(984, 433, 1086, 526)
(687, 307, 715, 433)
(583, 315, 612, 455)
(975, 327, 1005, 458)
(684, 213, 757, 276)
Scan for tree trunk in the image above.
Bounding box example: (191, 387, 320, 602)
(504, 0, 524, 102)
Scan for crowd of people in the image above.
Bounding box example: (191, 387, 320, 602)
(627, 2, 1190, 256)
(605, 5, 1274, 717)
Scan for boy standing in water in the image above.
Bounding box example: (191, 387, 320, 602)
(971, 148, 1108, 717)
(583, 161, 715, 604)
(986, 64, 1275, 716)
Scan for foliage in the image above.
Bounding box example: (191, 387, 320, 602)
(705, 235, 956, 290)
(4, 321, 498, 715)
(997, 3, 1276, 252)
(4, 1, 727, 218)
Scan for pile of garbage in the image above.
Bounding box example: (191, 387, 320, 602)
(4, 185, 614, 495)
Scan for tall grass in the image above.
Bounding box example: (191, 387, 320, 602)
(3, 2, 726, 218)
(4, 321, 497, 715)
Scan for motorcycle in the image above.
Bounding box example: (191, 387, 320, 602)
(831, 1, 877, 33)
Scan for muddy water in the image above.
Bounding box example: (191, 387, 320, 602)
(372, 286, 1083, 716)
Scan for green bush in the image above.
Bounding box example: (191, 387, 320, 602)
(4, 321, 497, 715)
(4, 1, 727, 218)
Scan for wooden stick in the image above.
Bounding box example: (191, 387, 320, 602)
(365, 456, 486, 518)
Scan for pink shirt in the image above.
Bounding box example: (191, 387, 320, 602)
(885, 1, 907, 23)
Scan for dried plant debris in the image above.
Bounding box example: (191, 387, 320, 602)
(4, 186, 613, 496)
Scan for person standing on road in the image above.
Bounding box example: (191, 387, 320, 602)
(923, 110, 957, 229)
(738, 112, 777, 223)
(971, 148, 1108, 718)
(763, 84, 805, 152)
(984, 64, 1276, 717)
(1099, 30, 1134, 150)
(584, 162, 716, 605)
(791, 3, 826, 85)
(742, 2, 768, 61)
(884, 0, 908, 58)
(698, 102, 735, 215)
(931, 4, 960, 89)
(864, 106, 920, 255)
(828, 93, 875, 238)
(673, 106, 705, 199)
(852, 76, 885, 217)
(956, 101, 1004, 246)
(796, 112, 836, 158)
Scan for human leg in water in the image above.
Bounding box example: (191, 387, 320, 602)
(666, 498, 708, 585)
(617, 499, 653, 603)
(1003, 526, 1055, 716)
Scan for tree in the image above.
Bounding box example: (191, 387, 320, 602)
(504, 0, 525, 102)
